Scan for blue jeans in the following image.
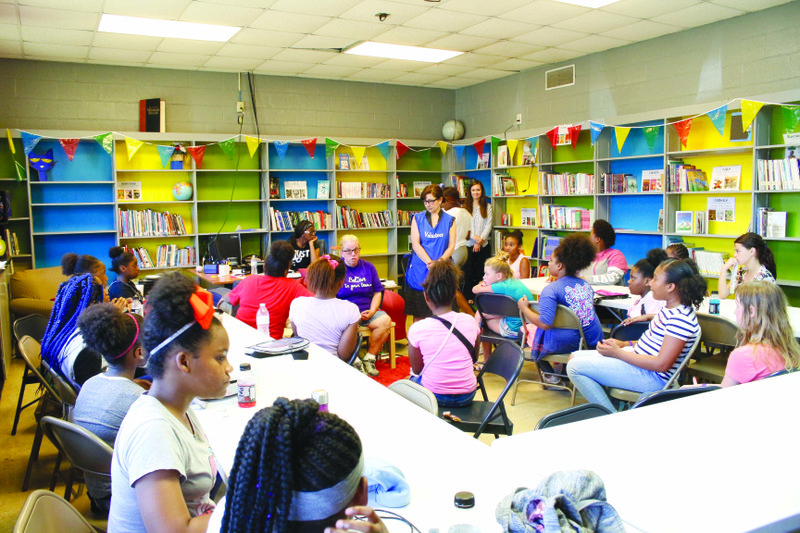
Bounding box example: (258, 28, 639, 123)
(409, 375, 476, 408)
(566, 351, 667, 412)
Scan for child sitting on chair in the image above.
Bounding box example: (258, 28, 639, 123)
(621, 248, 668, 325)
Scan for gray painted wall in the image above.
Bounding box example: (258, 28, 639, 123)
(0, 59, 454, 140)
(455, 1, 800, 139)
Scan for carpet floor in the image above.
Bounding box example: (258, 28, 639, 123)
(370, 355, 411, 387)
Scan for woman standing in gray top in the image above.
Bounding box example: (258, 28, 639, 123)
(463, 180, 493, 300)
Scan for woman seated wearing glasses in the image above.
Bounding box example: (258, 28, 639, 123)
(336, 234, 392, 377)
(288, 220, 320, 271)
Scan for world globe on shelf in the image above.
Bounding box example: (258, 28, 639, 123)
(172, 182, 193, 201)
(442, 119, 465, 141)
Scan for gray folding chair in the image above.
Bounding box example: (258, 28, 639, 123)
(632, 385, 721, 409)
(11, 315, 51, 436)
(687, 313, 739, 384)
(474, 293, 526, 350)
(14, 490, 96, 533)
(534, 403, 614, 430)
(388, 380, 438, 415)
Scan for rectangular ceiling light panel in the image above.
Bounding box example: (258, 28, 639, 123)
(345, 41, 462, 62)
(99, 14, 240, 42)
(552, 0, 619, 7)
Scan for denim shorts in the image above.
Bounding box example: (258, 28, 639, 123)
(409, 375, 475, 408)
(360, 309, 388, 326)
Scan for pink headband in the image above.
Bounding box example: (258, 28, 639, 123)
(114, 313, 140, 359)
(320, 255, 338, 269)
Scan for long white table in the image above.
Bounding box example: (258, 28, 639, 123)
(196, 314, 498, 532)
(490, 371, 800, 533)
(520, 277, 800, 337)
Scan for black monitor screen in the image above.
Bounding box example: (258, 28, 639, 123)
(208, 233, 242, 264)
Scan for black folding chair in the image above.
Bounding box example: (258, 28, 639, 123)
(534, 403, 614, 430)
(474, 293, 526, 350)
(632, 385, 720, 409)
(609, 321, 649, 342)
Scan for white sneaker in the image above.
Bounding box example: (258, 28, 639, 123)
(363, 359, 379, 377)
(352, 359, 366, 373)
(542, 374, 563, 385)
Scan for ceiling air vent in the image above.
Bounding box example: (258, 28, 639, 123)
(545, 65, 575, 90)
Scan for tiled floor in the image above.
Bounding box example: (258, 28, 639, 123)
(0, 345, 577, 529)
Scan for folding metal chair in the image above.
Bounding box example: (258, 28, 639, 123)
(534, 403, 614, 430)
(11, 315, 51, 436)
(388, 380, 438, 415)
(687, 313, 739, 384)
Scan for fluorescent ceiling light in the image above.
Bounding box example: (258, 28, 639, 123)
(344, 41, 462, 63)
(99, 14, 240, 42)
(552, 0, 619, 7)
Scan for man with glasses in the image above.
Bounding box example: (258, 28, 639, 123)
(336, 234, 392, 376)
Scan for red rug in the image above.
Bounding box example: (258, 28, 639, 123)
(371, 355, 411, 387)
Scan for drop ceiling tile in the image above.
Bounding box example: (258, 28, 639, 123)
(270, 48, 338, 63)
(460, 18, 539, 40)
(0, 5, 17, 24)
(426, 76, 479, 89)
(461, 68, 514, 81)
(600, 19, 682, 42)
(229, 29, 305, 47)
(253, 59, 316, 74)
(599, 0, 700, 19)
(708, 0, 793, 10)
(551, 10, 641, 33)
(249, 10, 331, 33)
(560, 34, 631, 53)
(291, 34, 355, 50)
(102, 0, 191, 19)
(0, 39, 22, 56)
(346, 68, 403, 82)
(403, 9, 485, 33)
(490, 58, 545, 72)
(19, 6, 99, 30)
(148, 51, 211, 67)
(202, 56, 265, 70)
(425, 33, 495, 53)
(201, 0, 277, 7)
(88, 59, 147, 67)
(651, 3, 744, 28)
(370, 57, 429, 71)
(89, 47, 152, 63)
(179, 2, 264, 27)
(322, 53, 386, 68)
(0, 23, 19, 40)
(388, 71, 448, 85)
(371, 26, 448, 46)
(511, 26, 588, 47)
(499, 0, 591, 26)
(15, 0, 103, 10)
(438, 0, 530, 17)
(216, 43, 280, 60)
(414, 63, 475, 76)
(522, 46, 584, 63)
(338, 0, 428, 25)
(157, 39, 225, 55)
(302, 63, 362, 78)
(445, 52, 507, 68)
(472, 40, 544, 58)
(23, 42, 89, 59)
(21, 27, 93, 46)
(313, 18, 388, 40)
(269, 0, 360, 17)
(92, 32, 163, 50)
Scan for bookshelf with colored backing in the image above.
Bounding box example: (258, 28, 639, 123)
(491, 138, 539, 257)
(0, 137, 32, 269)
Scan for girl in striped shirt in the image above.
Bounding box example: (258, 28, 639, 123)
(567, 259, 706, 411)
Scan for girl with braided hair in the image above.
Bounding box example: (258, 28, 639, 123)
(109, 272, 232, 533)
(207, 397, 387, 533)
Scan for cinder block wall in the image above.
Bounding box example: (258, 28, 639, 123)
(0, 59, 455, 140)
(456, 1, 800, 138)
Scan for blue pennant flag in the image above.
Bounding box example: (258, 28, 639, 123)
(156, 145, 175, 168)
(274, 141, 289, 159)
(454, 145, 465, 159)
(21, 131, 41, 157)
(707, 105, 727, 137)
(375, 141, 389, 162)
(589, 122, 604, 145)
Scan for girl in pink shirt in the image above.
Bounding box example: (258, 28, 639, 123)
(722, 281, 800, 386)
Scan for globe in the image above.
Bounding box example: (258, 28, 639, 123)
(172, 182, 193, 201)
(442, 119, 465, 141)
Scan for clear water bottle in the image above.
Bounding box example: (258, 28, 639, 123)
(256, 303, 271, 338)
(709, 291, 720, 315)
(448, 491, 479, 533)
(237, 363, 256, 408)
(130, 299, 144, 315)
(250, 256, 258, 275)
(312, 390, 329, 412)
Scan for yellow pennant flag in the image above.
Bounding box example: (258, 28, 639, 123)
(6, 129, 15, 154)
(437, 141, 448, 155)
(614, 127, 631, 153)
(245, 136, 260, 158)
(740, 99, 764, 132)
(125, 137, 144, 161)
(351, 146, 366, 166)
(507, 139, 519, 159)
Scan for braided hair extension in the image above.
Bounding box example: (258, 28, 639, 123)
(41, 273, 103, 369)
(221, 398, 362, 533)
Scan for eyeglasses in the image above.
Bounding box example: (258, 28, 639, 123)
(341, 247, 361, 254)
(423, 198, 439, 204)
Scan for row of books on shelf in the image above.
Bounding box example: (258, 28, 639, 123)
(539, 172, 594, 195)
(397, 209, 421, 226)
(3, 230, 21, 256)
(119, 209, 188, 238)
(282, 180, 330, 200)
(540, 205, 594, 230)
(128, 245, 196, 269)
(269, 208, 333, 232)
(493, 173, 519, 196)
(756, 157, 800, 190)
(338, 181, 391, 199)
(756, 207, 788, 238)
(668, 163, 742, 192)
(338, 153, 370, 171)
(599, 171, 664, 194)
(336, 207, 395, 229)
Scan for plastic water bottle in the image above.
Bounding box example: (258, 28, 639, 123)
(130, 299, 143, 315)
(237, 363, 256, 408)
(256, 303, 271, 338)
(448, 491, 480, 533)
(250, 256, 258, 275)
(709, 292, 720, 315)
(312, 390, 329, 412)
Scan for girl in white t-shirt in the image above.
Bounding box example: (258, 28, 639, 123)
(109, 273, 232, 533)
(290, 256, 361, 361)
(621, 248, 668, 325)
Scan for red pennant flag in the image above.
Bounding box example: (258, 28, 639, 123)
(568, 124, 582, 149)
(186, 146, 206, 168)
(301, 138, 317, 158)
(60, 138, 80, 161)
(396, 141, 410, 160)
(546, 127, 559, 150)
(674, 119, 692, 148)
(472, 138, 486, 157)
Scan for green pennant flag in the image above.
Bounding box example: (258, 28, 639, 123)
(782, 105, 800, 132)
(15, 160, 26, 181)
(218, 137, 236, 161)
(325, 138, 339, 158)
(491, 136, 499, 157)
(94, 132, 113, 156)
(419, 149, 431, 166)
(642, 126, 660, 151)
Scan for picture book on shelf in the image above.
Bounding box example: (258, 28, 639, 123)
(642, 169, 663, 192)
(626, 175, 637, 193)
(270, 176, 280, 199)
(339, 153, 350, 170)
(118, 181, 142, 201)
(710, 165, 741, 191)
(316, 180, 330, 199)
(687, 169, 709, 192)
(360, 155, 370, 171)
(412, 181, 431, 197)
(520, 208, 537, 227)
(676, 211, 693, 233)
(538, 265, 549, 278)
(476, 152, 490, 169)
(694, 211, 706, 234)
(284, 181, 308, 199)
(766, 211, 787, 238)
(501, 177, 518, 196)
(522, 141, 536, 165)
(497, 145, 509, 168)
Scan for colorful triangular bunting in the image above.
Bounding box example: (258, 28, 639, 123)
(301, 138, 317, 158)
(740, 100, 764, 132)
(420, 149, 431, 166)
(472, 138, 486, 156)
(396, 141, 409, 160)
(6, 129, 15, 154)
(94, 132, 113, 156)
(325, 138, 339, 158)
(375, 141, 389, 162)
(274, 141, 289, 159)
(506, 139, 519, 159)
(782, 105, 800, 132)
(245, 136, 260, 158)
(60, 139, 79, 161)
(218, 138, 236, 161)
(568, 124, 582, 150)
(351, 146, 366, 165)
(707, 105, 727, 137)
(15, 161, 26, 181)
(589, 122, 604, 145)
(186, 146, 206, 168)
(614, 127, 630, 153)
(156, 145, 175, 168)
(642, 126, 660, 151)
(674, 119, 692, 148)
(437, 141, 448, 156)
(546, 127, 559, 150)
(490, 136, 499, 157)
(21, 131, 41, 157)
(125, 137, 144, 161)
(454, 145, 465, 159)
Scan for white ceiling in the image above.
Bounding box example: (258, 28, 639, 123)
(0, 0, 793, 89)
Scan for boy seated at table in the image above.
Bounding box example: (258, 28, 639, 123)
(207, 397, 388, 533)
